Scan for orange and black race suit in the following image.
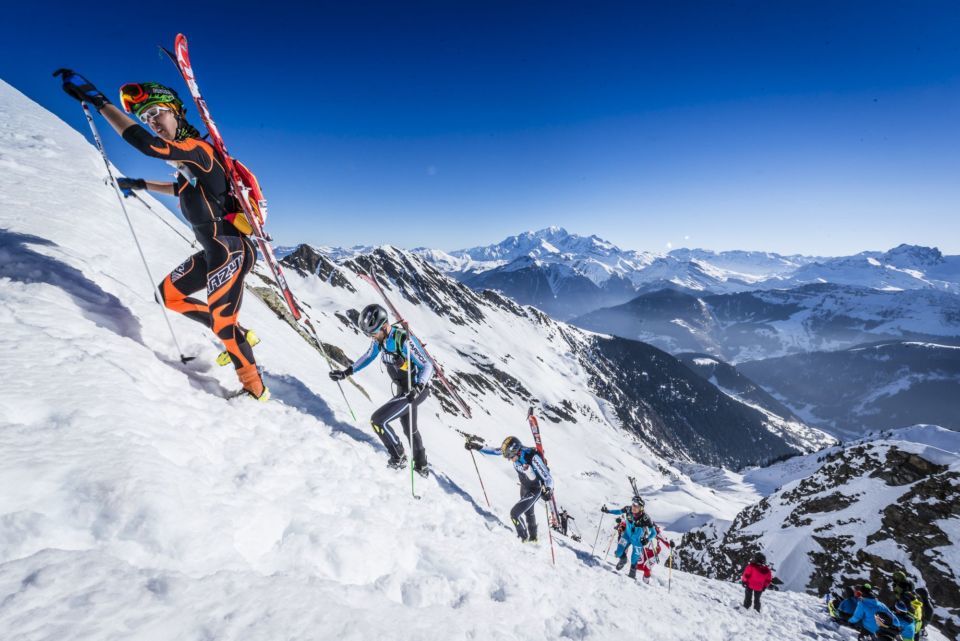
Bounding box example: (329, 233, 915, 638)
(121, 125, 263, 397)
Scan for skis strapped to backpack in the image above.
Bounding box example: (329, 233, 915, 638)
(527, 406, 560, 526)
(162, 33, 356, 419)
(357, 268, 472, 418)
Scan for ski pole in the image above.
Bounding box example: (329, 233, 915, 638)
(544, 501, 556, 566)
(130, 193, 197, 248)
(81, 102, 194, 364)
(467, 448, 491, 508)
(590, 512, 605, 557)
(104, 178, 198, 249)
(604, 530, 617, 557)
(406, 330, 417, 499)
(668, 547, 673, 593)
(305, 317, 358, 421)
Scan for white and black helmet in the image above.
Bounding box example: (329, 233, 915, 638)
(358, 303, 389, 336)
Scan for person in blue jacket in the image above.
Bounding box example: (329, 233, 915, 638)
(330, 304, 434, 475)
(466, 436, 553, 542)
(829, 585, 860, 626)
(893, 601, 918, 640)
(849, 585, 900, 637)
(600, 497, 657, 580)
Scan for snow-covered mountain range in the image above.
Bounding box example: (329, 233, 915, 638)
(678, 425, 960, 639)
(571, 284, 960, 363)
(410, 228, 960, 321)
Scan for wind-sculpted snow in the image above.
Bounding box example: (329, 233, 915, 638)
(4, 78, 954, 640)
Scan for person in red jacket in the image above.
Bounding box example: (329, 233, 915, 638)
(741, 552, 774, 612)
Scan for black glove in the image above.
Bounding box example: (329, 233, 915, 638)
(464, 440, 482, 451)
(406, 383, 427, 403)
(329, 366, 352, 381)
(601, 504, 609, 514)
(53, 69, 110, 109)
(117, 177, 147, 192)
(542, 487, 553, 501)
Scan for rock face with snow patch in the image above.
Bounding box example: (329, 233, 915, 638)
(678, 426, 960, 638)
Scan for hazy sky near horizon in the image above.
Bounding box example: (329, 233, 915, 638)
(4, 1, 960, 255)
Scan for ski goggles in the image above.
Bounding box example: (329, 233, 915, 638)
(119, 82, 181, 117)
(119, 83, 148, 113)
(138, 104, 173, 124)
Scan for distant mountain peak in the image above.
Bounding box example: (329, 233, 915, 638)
(880, 243, 944, 267)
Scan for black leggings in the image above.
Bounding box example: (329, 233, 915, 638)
(370, 385, 430, 465)
(510, 487, 541, 541)
(743, 586, 763, 611)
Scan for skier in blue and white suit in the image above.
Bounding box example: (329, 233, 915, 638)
(601, 498, 657, 578)
(330, 304, 434, 476)
(466, 436, 554, 542)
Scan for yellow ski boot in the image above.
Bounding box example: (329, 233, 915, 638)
(217, 329, 260, 366)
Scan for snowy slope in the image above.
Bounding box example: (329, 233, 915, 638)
(0, 79, 899, 640)
(679, 426, 960, 638)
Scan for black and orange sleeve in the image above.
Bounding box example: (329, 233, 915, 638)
(121, 125, 214, 172)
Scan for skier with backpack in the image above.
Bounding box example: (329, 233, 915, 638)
(54, 71, 268, 400)
(740, 552, 774, 612)
(465, 436, 554, 543)
(600, 497, 657, 582)
(330, 304, 433, 476)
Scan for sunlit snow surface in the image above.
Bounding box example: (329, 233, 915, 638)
(0, 79, 952, 640)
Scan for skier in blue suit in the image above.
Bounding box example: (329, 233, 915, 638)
(330, 304, 434, 475)
(601, 497, 657, 580)
(466, 436, 553, 542)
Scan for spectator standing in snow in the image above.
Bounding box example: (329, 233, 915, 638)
(741, 553, 774, 612)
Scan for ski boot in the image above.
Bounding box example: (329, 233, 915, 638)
(522, 537, 539, 544)
(387, 454, 408, 470)
(413, 454, 429, 479)
(628, 565, 637, 580)
(217, 329, 260, 366)
(237, 363, 269, 402)
(616, 554, 628, 571)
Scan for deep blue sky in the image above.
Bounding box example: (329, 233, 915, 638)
(4, 1, 960, 255)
